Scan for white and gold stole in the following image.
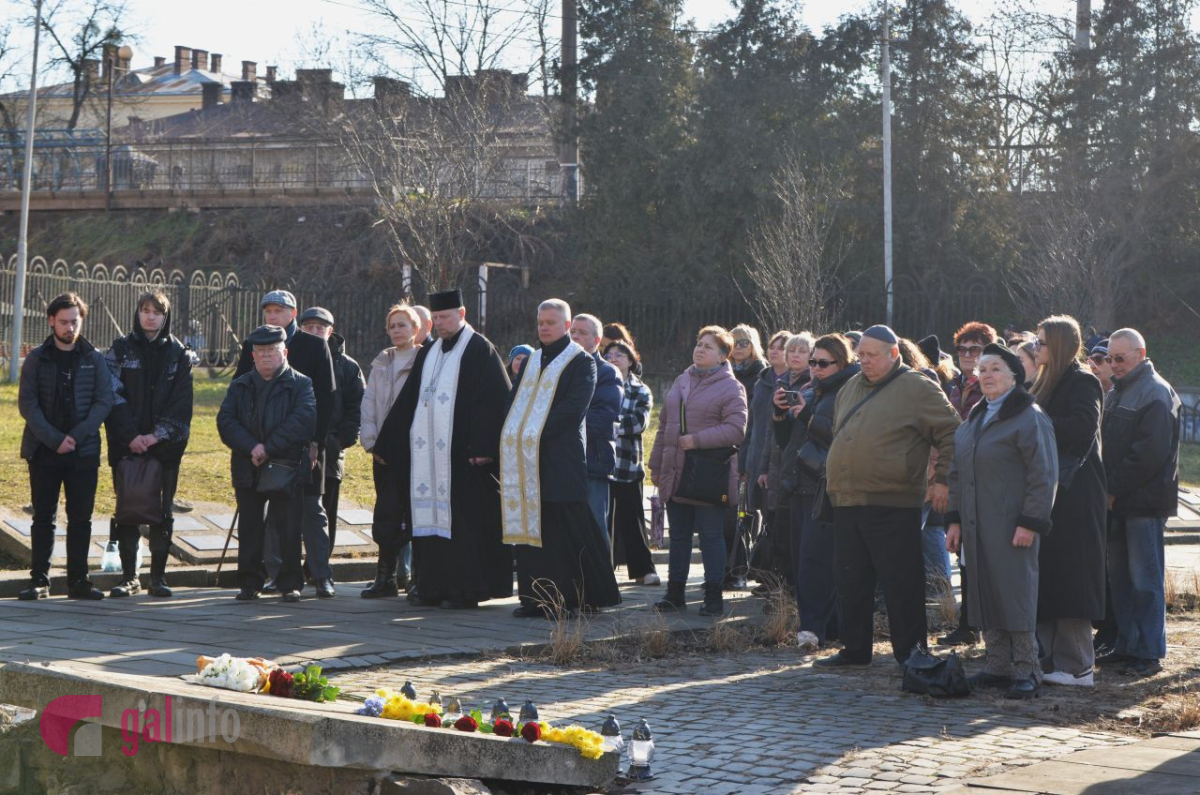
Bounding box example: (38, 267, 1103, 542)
(500, 340, 585, 547)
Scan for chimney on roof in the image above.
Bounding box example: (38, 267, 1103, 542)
(201, 82, 222, 110)
(266, 65, 277, 83)
(192, 49, 208, 71)
(82, 58, 100, 85)
(230, 81, 255, 103)
(374, 76, 411, 102)
(154, 56, 166, 68)
(210, 53, 222, 73)
(174, 46, 192, 75)
(101, 43, 116, 78)
(241, 61, 257, 82)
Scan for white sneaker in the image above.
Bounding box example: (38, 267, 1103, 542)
(1042, 669, 1094, 687)
(796, 631, 820, 651)
(642, 573, 661, 586)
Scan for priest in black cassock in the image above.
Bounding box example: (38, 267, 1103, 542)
(503, 298, 622, 618)
(374, 289, 513, 609)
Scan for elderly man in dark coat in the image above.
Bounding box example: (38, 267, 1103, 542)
(503, 298, 621, 617)
(947, 343, 1058, 700)
(219, 325, 317, 602)
(374, 289, 514, 609)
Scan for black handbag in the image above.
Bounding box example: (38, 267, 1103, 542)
(114, 454, 164, 525)
(674, 396, 737, 506)
(901, 646, 972, 698)
(256, 459, 300, 497)
(1057, 436, 1097, 493)
(795, 440, 827, 481)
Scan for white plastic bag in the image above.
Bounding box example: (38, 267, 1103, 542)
(100, 541, 121, 573)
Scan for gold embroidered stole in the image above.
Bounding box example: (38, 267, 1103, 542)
(500, 340, 585, 547)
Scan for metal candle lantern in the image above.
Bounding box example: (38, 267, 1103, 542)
(600, 714, 624, 754)
(519, 700, 539, 723)
(490, 698, 511, 723)
(429, 691, 442, 710)
(400, 681, 418, 700)
(443, 695, 462, 722)
(626, 719, 655, 781)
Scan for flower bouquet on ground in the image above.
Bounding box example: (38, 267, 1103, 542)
(186, 654, 274, 693)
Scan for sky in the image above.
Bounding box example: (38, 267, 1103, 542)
(0, 0, 1089, 93)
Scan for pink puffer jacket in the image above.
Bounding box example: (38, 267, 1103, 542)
(649, 361, 748, 505)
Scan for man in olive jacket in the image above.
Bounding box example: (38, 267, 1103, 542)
(817, 325, 961, 669)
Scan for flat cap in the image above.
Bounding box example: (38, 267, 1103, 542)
(246, 324, 287, 346)
(298, 306, 335, 326)
(260, 290, 297, 309)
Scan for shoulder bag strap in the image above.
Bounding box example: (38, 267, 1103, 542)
(831, 364, 910, 442)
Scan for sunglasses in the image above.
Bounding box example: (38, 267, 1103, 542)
(1090, 354, 1112, 364)
(955, 345, 984, 356)
(809, 358, 838, 369)
(1110, 354, 1135, 364)
(733, 339, 752, 348)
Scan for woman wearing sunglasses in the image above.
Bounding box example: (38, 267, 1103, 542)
(772, 334, 860, 652)
(1030, 315, 1106, 687)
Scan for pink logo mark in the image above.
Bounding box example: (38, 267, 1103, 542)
(40, 695, 103, 756)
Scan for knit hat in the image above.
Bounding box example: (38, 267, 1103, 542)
(861, 325, 899, 345)
(508, 344, 534, 363)
(981, 342, 1024, 385)
(844, 330, 863, 344)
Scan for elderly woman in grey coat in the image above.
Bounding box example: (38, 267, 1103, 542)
(946, 343, 1058, 700)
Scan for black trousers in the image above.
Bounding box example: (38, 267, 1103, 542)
(833, 505, 927, 664)
(609, 479, 656, 580)
(110, 462, 179, 578)
(235, 486, 303, 594)
(791, 492, 839, 642)
(323, 476, 341, 550)
(29, 459, 99, 585)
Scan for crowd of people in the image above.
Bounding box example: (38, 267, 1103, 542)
(15, 289, 1185, 698)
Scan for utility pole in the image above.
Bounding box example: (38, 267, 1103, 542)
(560, 0, 579, 203)
(881, 0, 894, 328)
(11, 0, 42, 382)
(1075, 0, 1091, 52)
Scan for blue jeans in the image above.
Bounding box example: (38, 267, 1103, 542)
(1108, 514, 1167, 660)
(666, 501, 726, 586)
(587, 477, 611, 548)
(921, 525, 952, 585)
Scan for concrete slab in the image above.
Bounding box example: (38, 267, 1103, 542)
(338, 509, 374, 525)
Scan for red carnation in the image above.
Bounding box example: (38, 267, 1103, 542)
(454, 715, 478, 732)
(520, 722, 541, 743)
(494, 718, 514, 737)
(424, 713, 443, 728)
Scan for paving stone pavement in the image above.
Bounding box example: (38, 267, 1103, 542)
(328, 652, 1133, 795)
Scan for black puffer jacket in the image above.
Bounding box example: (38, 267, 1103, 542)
(774, 363, 861, 496)
(19, 335, 114, 461)
(217, 364, 317, 489)
(326, 332, 365, 481)
(1102, 359, 1181, 517)
(104, 306, 194, 466)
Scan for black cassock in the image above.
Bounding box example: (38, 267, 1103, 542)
(375, 326, 513, 604)
(510, 335, 622, 611)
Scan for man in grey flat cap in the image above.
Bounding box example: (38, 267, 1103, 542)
(816, 324, 961, 671)
(234, 290, 338, 597)
(218, 325, 316, 601)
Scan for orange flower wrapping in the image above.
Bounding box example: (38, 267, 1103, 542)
(424, 713, 442, 728)
(454, 715, 478, 732)
(520, 722, 541, 743)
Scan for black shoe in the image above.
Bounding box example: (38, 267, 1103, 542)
(261, 578, 279, 594)
(67, 582, 105, 600)
(361, 578, 400, 599)
(18, 583, 49, 600)
(1121, 658, 1163, 678)
(1004, 677, 1040, 700)
(282, 590, 301, 603)
(968, 672, 1011, 690)
(512, 603, 548, 618)
(1095, 650, 1136, 667)
(698, 583, 724, 617)
(148, 580, 173, 598)
(110, 579, 141, 598)
(937, 627, 979, 646)
(147, 549, 172, 597)
(812, 653, 871, 669)
(315, 579, 335, 598)
(235, 589, 261, 601)
(441, 599, 479, 610)
(1093, 633, 1117, 651)
(654, 582, 687, 613)
(1093, 643, 1115, 659)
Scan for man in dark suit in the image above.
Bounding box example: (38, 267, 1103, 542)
(569, 313, 621, 547)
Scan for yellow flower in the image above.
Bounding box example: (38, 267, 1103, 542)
(581, 745, 604, 759)
(376, 688, 393, 698)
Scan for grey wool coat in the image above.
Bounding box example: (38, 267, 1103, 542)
(947, 388, 1059, 632)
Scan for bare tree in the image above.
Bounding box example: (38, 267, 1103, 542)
(739, 156, 848, 335)
(39, 0, 131, 130)
(353, 0, 544, 96)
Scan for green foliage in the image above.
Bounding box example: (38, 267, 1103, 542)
(292, 665, 340, 703)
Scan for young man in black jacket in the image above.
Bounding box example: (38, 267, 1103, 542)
(104, 290, 194, 598)
(218, 325, 317, 601)
(298, 307, 365, 550)
(234, 290, 337, 597)
(17, 293, 114, 600)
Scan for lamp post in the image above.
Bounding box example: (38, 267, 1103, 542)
(104, 44, 133, 211)
(10, 0, 43, 382)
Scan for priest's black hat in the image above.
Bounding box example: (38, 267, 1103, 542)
(429, 289, 464, 312)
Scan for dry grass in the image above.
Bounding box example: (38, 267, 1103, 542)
(1151, 691, 1200, 733)
(1166, 569, 1200, 614)
(761, 579, 799, 646)
(707, 616, 751, 654)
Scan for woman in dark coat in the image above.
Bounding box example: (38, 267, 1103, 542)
(1032, 315, 1106, 687)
